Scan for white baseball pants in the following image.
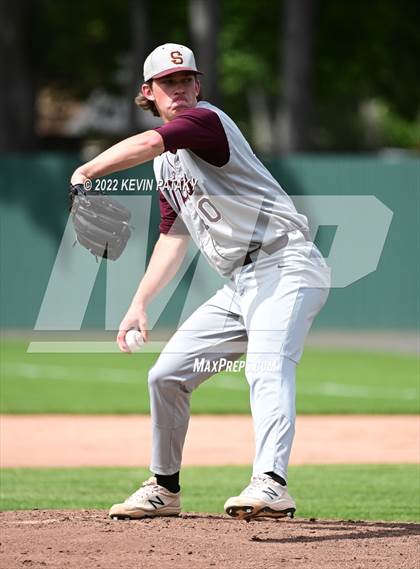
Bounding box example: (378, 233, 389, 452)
(148, 230, 330, 481)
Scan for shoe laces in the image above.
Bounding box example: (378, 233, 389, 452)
(241, 474, 277, 495)
(126, 477, 161, 503)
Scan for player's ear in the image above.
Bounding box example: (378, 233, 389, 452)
(194, 77, 200, 97)
(141, 82, 155, 102)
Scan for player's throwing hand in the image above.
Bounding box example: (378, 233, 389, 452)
(117, 306, 148, 352)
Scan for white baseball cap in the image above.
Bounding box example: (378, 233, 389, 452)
(143, 43, 202, 82)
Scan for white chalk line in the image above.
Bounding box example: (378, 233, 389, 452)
(2, 363, 418, 401)
(209, 375, 418, 400)
(2, 363, 145, 384)
(299, 382, 418, 401)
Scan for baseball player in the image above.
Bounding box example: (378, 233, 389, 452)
(71, 43, 330, 521)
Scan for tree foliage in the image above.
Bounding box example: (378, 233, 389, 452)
(10, 0, 420, 150)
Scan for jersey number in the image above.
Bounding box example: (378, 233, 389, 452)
(197, 197, 222, 223)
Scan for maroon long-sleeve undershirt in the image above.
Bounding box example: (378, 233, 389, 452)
(154, 106, 229, 235)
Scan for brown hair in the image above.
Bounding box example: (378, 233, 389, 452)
(135, 77, 202, 117)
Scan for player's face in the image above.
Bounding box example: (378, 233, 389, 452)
(142, 72, 200, 121)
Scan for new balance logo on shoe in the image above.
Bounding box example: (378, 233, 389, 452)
(262, 486, 279, 500)
(148, 496, 165, 509)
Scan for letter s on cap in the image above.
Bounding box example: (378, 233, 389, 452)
(170, 51, 184, 65)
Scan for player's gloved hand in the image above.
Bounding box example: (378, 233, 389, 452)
(117, 305, 149, 353)
(68, 182, 86, 212)
(68, 182, 132, 260)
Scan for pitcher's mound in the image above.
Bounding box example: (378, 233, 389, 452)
(1, 510, 419, 569)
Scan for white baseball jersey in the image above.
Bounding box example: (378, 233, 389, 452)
(154, 101, 310, 276)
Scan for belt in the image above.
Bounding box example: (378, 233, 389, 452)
(242, 234, 289, 266)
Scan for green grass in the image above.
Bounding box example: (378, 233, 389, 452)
(1, 339, 419, 414)
(1, 465, 419, 522)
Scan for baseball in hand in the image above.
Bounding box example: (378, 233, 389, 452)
(125, 329, 144, 353)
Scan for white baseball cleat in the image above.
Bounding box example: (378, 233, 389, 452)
(109, 477, 181, 520)
(224, 473, 296, 521)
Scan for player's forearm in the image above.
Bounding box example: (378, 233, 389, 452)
(71, 130, 164, 184)
(131, 233, 189, 309)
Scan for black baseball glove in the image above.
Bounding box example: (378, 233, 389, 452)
(69, 183, 132, 260)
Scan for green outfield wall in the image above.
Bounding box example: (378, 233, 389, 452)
(0, 153, 418, 330)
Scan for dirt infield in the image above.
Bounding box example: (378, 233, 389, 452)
(2, 415, 419, 568)
(1, 510, 419, 569)
(2, 414, 419, 467)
